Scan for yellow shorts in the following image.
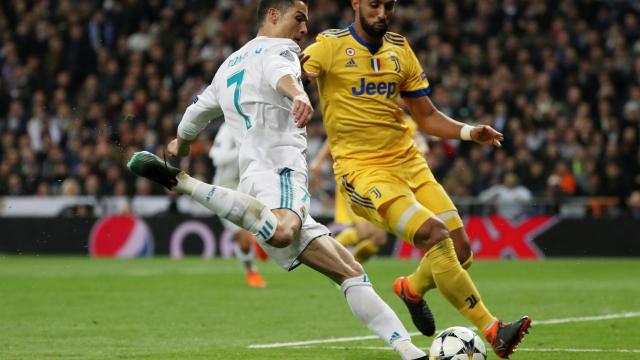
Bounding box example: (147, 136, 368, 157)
(334, 182, 368, 225)
(337, 156, 463, 243)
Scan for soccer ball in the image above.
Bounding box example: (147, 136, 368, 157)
(429, 326, 487, 360)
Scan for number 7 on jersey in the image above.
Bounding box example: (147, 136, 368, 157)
(227, 69, 252, 129)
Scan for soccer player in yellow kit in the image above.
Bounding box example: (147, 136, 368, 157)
(310, 116, 428, 263)
(303, 0, 531, 357)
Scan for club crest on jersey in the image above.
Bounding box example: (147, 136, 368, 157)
(370, 58, 382, 72)
(390, 55, 401, 73)
(369, 187, 382, 199)
(346, 48, 355, 56)
(346, 58, 357, 67)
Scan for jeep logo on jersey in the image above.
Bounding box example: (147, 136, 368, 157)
(351, 78, 397, 98)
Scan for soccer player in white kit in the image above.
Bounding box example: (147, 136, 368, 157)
(209, 122, 267, 288)
(127, 1, 426, 358)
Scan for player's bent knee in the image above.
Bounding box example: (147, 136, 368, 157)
(461, 252, 473, 269)
(457, 242, 472, 265)
(413, 218, 449, 251)
(370, 228, 387, 247)
(450, 228, 472, 264)
(268, 227, 294, 248)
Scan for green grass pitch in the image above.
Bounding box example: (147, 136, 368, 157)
(1, 257, 639, 359)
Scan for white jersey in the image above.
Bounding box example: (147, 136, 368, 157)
(178, 36, 307, 180)
(178, 36, 329, 270)
(209, 122, 240, 186)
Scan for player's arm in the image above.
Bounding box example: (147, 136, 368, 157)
(301, 34, 331, 81)
(404, 96, 503, 146)
(308, 138, 331, 191)
(400, 40, 503, 146)
(275, 75, 313, 128)
(310, 139, 331, 178)
(171, 83, 223, 157)
(264, 47, 313, 128)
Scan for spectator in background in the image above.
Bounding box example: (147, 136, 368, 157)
(0, 0, 638, 221)
(479, 173, 533, 220)
(628, 191, 640, 219)
(60, 178, 81, 196)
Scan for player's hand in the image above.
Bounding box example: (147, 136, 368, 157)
(292, 94, 313, 128)
(299, 54, 318, 81)
(167, 138, 191, 157)
(471, 125, 504, 147)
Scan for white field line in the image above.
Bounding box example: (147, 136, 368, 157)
(247, 311, 640, 349)
(299, 346, 640, 354)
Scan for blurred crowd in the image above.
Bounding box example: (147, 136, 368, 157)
(1, 0, 640, 216)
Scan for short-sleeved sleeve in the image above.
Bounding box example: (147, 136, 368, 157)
(263, 45, 301, 91)
(400, 42, 431, 98)
(302, 34, 332, 76)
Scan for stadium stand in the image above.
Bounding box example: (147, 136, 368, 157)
(1, 0, 639, 217)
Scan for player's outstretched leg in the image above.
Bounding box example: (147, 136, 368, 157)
(393, 228, 474, 336)
(410, 217, 531, 358)
(299, 236, 427, 360)
(352, 222, 386, 263)
(127, 151, 277, 242)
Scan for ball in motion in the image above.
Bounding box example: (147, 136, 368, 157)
(429, 326, 487, 360)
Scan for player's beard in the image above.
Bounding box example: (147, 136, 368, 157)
(359, 12, 389, 39)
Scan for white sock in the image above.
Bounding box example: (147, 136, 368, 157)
(341, 275, 413, 347)
(234, 242, 256, 270)
(393, 339, 428, 360)
(189, 178, 277, 242)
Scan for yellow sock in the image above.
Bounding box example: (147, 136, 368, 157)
(427, 239, 495, 331)
(407, 253, 436, 296)
(407, 252, 473, 296)
(353, 239, 380, 263)
(336, 227, 359, 247)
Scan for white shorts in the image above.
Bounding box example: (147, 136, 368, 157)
(238, 167, 330, 271)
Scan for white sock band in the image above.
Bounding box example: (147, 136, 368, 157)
(340, 274, 372, 294)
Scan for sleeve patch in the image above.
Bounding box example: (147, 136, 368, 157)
(421, 71, 427, 80)
(280, 50, 295, 62)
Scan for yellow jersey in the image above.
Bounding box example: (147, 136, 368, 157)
(304, 25, 430, 176)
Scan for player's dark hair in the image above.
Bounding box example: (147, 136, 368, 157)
(257, 0, 308, 23)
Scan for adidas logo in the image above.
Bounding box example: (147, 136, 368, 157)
(346, 58, 357, 67)
(206, 187, 216, 201)
(389, 331, 402, 344)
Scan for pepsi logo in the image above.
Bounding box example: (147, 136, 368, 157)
(89, 215, 154, 257)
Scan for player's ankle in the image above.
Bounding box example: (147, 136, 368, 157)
(482, 319, 499, 337)
(395, 277, 423, 303)
(176, 172, 199, 195)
